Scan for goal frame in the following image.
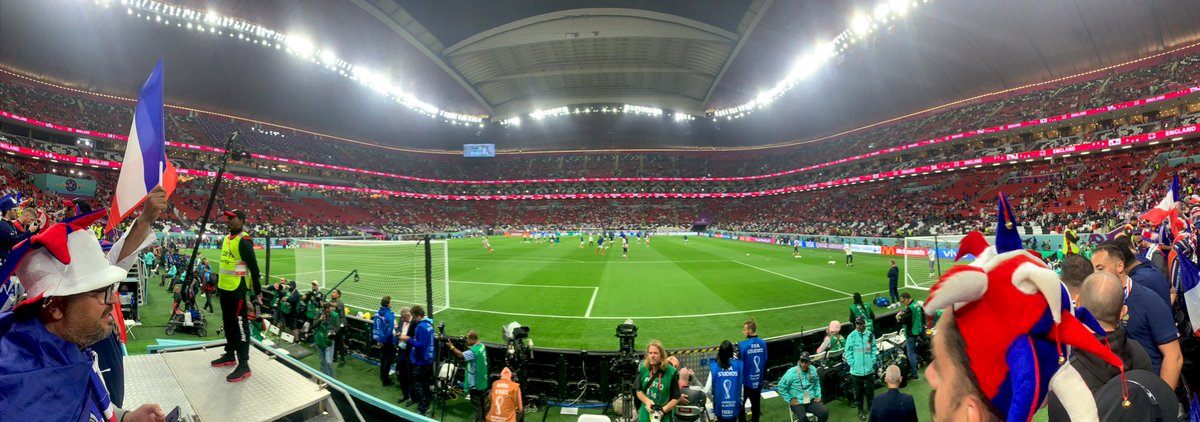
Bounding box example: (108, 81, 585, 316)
(294, 238, 450, 314)
(903, 234, 966, 291)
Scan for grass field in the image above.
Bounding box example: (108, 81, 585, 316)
(191, 235, 931, 350)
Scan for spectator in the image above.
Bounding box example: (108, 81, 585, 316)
(1059, 254, 1093, 306)
(815, 320, 844, 354)
(895, 292, 925, 380)
(445, 330, 489, 422)
(869, 365, 917, 422)
(737, 319, 767, 422)
(0, 213, 166, 421)
(703, 340, 743, 422)
(849, 293, 876, 334)
(313, 302, 337, 377)
(402, 304, 435, 416)
(844, 316, 877, 421)
(372, 296, 397, 387)
(488, 367, 523, 422)
(328, 289, 346, 367)
(636, 340, 679, 422)
(1091, 244, 1182, 388)
(1108, 237, 1172, 306)
(886, 260, 900, 307)
(776, 352, 828, 422)
(1046, 271, 1154, 417)
(395, 306, 414, 406)
(1139, 230, 1168, 276)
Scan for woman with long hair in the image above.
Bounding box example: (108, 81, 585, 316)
(704, 340, 743, 421)
(636, 340, 680, 422)
(849, 292, 876, 334)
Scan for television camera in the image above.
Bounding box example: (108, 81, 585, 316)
(502, 322, 533, 381)
(610, 319, 640, 422)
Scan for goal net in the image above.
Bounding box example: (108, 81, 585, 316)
(293, 239, 450, 314)
(902, 234, 992, 290)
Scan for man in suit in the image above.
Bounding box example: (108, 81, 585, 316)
(870, 365, 917, 422)
(395, 306, 415, 406)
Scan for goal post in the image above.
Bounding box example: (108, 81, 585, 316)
(902, 234, 992, 290)
(293, 239, 450, 314)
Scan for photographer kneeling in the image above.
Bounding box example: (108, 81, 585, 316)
(445, 330, 489, 422)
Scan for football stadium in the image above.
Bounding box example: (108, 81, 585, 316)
(0, 1, 1198, 421)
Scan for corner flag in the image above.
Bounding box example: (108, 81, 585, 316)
(107, 59, 176, 233)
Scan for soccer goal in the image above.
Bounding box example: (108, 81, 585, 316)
(902, 234, 991, 290)
(293, 239, 450, 314)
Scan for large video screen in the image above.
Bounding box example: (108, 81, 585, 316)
(463, 143, 495, 158)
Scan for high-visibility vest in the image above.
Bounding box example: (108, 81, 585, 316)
(218, 233, 249, 291)
(487, 379, 522, 422)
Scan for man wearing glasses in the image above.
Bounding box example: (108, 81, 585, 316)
(0, 208, 167, 421)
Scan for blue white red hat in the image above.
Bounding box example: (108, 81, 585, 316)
(0, 209, 128, 308)
(0, 192, 21, 213)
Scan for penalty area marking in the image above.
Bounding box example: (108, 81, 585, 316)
(443, 289, 891, 320)
(733, 261, 853, 296)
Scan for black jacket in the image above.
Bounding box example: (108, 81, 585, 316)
(870, 388, 917, 422)
(1046, 328, 1153, 415)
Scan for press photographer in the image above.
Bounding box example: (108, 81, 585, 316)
(444, 330, 489, 422)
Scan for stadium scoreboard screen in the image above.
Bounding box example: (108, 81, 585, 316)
(464, 143, 495, 158)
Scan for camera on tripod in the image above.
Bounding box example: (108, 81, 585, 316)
(502, 322, 534, 378)
(436, 322, 467, 347)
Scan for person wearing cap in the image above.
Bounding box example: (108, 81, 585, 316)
(868, 365, 916, 422)
(488, 367, 523, 422)
(776, 352, 827, 422)
(0, 192, 31, 264)
(924, 194, 1133, 422)
(0, 210, 167, 421)
(844, 316, 877, 421)
(815, 320, 844, 354)
(737, 319, 767, 422)
(703, 340, 743, 422)
(895, 292, 925, 380)
(210, 209, 262, 383)
(1063, 220, 1081, 256)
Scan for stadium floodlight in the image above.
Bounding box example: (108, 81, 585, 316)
(285, 35, 316, 59)
(851, 13, 872, 37)
(319, 50, 337, 65)
(891, 0, 910, 16)
(874, 3, 891, 20)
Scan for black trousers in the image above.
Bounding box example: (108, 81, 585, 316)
(469, 388, 488, 422)
(852, 374, 874, 412)
(396, 348, 414, 399)
(888, 280, 900, 303)
(412, 364, 433, 412)
(219, 286, 250, 366)
(379, 341, 396, 384)
(739, 386, 761, 422)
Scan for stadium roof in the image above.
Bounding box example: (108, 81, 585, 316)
(1, 0, 1200, 150)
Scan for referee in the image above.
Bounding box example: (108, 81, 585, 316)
(210, 210, 262, 382)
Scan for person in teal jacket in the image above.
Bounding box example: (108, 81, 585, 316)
(776, 353, 828, 422)
(844, 316, 878, 421)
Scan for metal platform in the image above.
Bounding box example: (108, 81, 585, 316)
(123, 344, 336, 421)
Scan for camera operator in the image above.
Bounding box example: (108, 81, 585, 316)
(400, 304, 435, 416)
(327, 289, 347, 368)
(895, 292, 924, 380)
(445, 330, 489, 422)
(636, 340, 680, 422)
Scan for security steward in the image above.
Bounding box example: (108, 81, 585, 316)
(210, 210, 262, 382)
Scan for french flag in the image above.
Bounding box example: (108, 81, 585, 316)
(1141, 175, 1183, 235)
(1169, 248, 1200, 337)
(106, 59, 176, 233)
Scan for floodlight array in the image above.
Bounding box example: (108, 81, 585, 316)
(710, 0, 931, 120)
(99, 0, 486, 126)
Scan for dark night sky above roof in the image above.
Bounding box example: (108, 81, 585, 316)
(1, 0, 1200, 151)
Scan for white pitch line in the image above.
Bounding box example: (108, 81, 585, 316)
(444, 289, 891, 320)
(585, 287, 599, 318)
(450, 280, 595, 289)
(733, 261, 853, 296)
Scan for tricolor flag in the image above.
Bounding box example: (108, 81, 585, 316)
(106, 59, 176, 232)
(1169, 248, 1200, 337)
(1141, 175, 1184, 236)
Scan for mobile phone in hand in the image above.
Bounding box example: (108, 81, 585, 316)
(165, 406, 181, 422)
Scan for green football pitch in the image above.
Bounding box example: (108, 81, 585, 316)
(201, 236, 931, 350)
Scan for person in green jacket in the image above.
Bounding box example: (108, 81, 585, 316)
(845, 317, 878, 421)
(896, 292, 925, 380)
(637, 340, 679, 422)
(445, 330, 489, 421)
(776, 353, 828, 422)
(313, 302, 338, 377)
(849, 293, 876, 334)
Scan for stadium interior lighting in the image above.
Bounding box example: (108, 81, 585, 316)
(97, 0, 487, 126)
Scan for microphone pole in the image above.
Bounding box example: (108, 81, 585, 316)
(181, 131, 240, 293)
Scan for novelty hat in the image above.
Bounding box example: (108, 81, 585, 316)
(0, 209, 127, 307)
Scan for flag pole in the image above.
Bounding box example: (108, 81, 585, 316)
(181, 131, 239, 292)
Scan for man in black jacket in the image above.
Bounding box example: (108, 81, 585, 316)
(1046, 271, 1154, 415)
(870, 365, 917, 422)
(886, 260, 900, 307)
